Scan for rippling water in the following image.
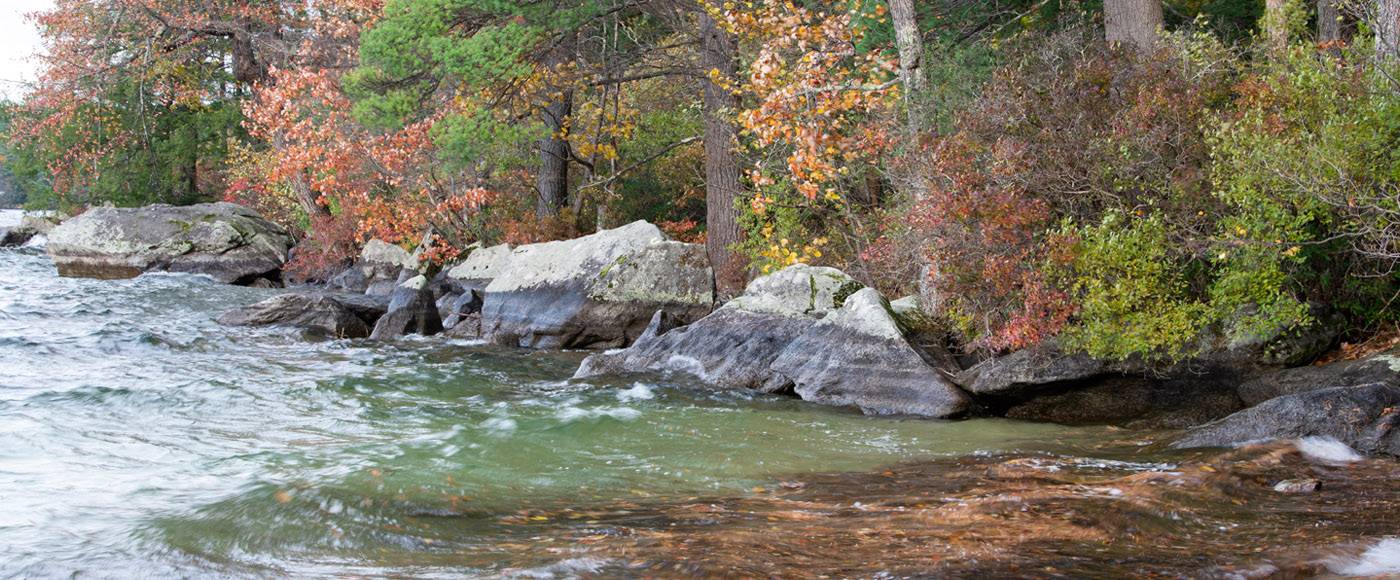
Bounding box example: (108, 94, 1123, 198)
(0, 211, 1130, 577)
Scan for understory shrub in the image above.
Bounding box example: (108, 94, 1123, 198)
(891, 23, 1400, 361)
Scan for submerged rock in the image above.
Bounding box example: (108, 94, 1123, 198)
(1173, 383, 1400, 457)
(218, 292, 388, 338)
(370, 275, 443, 340)
(767, 288, 970, 418)
(481, 221, 714, 349)
(47, 203, 293, 285)
(576, 263, 861, 389)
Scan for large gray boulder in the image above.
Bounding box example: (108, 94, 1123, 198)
(218, 292, 388, 338)
(369, 275, 444, 340)
(445, 243, 513, 293)
(1173, 383, 1400, 457)
(576, 263, 863, 388)
(767, 288, 970, 418)
(480, 221, 714, 349)
(47, 203, 293, 285)
(1237, 349, 1400, 406)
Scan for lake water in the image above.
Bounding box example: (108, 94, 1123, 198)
(0, 218, 1116, 576)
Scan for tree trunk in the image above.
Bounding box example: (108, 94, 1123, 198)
(1104, 0, 1164, 54)
(231, 27, 267, 85)
(1318, 0, 1344, 51)
(1380, 0, 1400, 61)
(536, 34, 575, 218)
(888, 0, 925, 95)
(699, 11, 747, 298)
(1265, 0, 1289, 55)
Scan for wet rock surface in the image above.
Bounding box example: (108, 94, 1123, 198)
(217, 292, 389, 338)
(46, 203, 293, 285)
(767, 288, 970, 418)
(484, 441, 1400, 578)
(1237, 348, 1400, 406)
(370, 275, 444, 340)
(1174, 383, 1400, 456)
(575, 264, 860, 389)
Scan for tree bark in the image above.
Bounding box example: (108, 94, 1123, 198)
(1380, 0, 1400, 61)
(1318, 0, 1344, 51)
(1265, 0, 1289, 56)
(699, 11, 747, 298)
(536, 34, 575, 218)
(1104, 0, 1164, 54)
(888, 0, 925, 95)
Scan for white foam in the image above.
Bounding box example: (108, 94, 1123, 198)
(616, 383, 656, 402)
(663, 354, 709, 380)
(482, 417, 517, 433)
(508, 556, 611, 578)
(1296, 436, 1363, 465)
(556, 406, 642, 422)
(1329, 538, 1400, 576)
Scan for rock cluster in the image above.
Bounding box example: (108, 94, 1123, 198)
(577, 264, 969, 418)
(171, 208, 1396, 450)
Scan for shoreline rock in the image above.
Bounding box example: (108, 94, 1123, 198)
(767, 288, 971, 418)
(481, 221, 714, 349)
(370, 274, 444, 340)
(578, 265, 970, 418)
(576, 263, 861, 390)
(47, 203, 293, 285)
(218, 292, 389, 338)
(1173, 383, 1400, 457)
